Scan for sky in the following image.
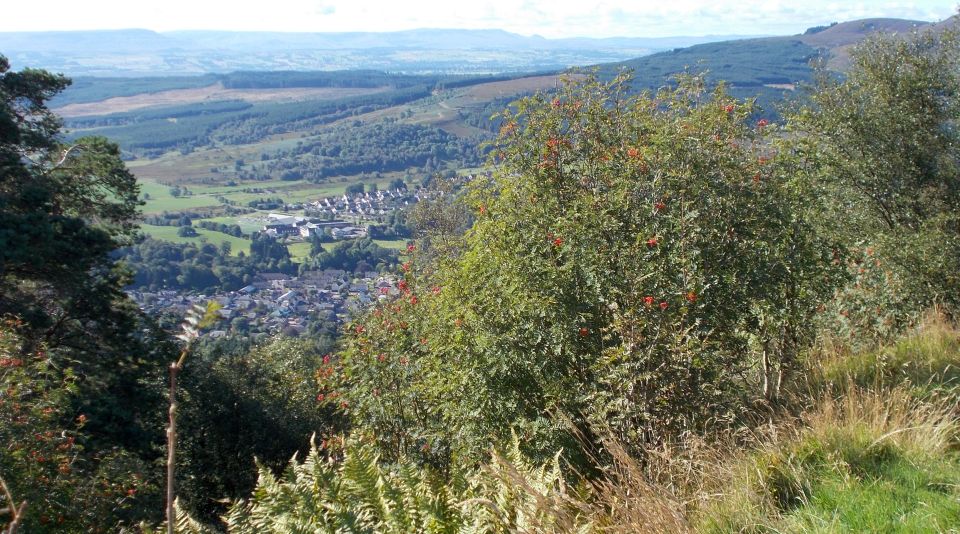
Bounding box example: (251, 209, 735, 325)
(2, 0, 957, 38)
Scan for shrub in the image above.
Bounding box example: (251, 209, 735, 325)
(330, 73, 839, 465)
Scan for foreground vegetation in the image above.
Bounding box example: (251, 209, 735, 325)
(162, 317, 960, 533)
(3, 18, 960, 534)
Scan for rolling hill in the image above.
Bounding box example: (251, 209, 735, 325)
(601, 17, 937, 108)
(44, 16, 954, 194)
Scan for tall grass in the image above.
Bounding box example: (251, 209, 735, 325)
(694, 314, 960, 533)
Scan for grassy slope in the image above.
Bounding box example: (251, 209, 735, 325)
(139, 224, 251, 255)
(696, 319, 960, 533)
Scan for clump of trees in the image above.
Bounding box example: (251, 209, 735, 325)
(301, 237, 399, 273)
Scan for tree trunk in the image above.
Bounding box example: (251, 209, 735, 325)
(166, 363, 180, 534)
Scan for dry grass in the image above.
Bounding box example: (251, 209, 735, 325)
(477, 437, 691, 534)
(690, 316, 960, 532)
(474, 315, 960, 533)
(54, 83, 388, 118)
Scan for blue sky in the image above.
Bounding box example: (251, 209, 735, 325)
(3, 0, 956, 37)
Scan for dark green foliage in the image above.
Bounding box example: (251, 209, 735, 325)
(260, 122, 484, 181)
(49, 74, 218, 106)
(305, 237, 399, 272)
(599, 37, 822, 116)
(0, 323, 163, 533)
(119, 237, 260, 291)
(246, 197, 285, 210)
(249, 233, 291, 261)
(608, 38, 820, 89)
(219, 70, 432, 89)
(197, 220, 244, 237)
(176, 337, 346, 524)
(0, 55, 170, 528)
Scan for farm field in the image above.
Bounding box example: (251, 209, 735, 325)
(138, 177, 389, 215)
(286, 242, 311, 263)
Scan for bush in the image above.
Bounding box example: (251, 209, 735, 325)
(177, 226, 198, 237)
(176, 337, 345, 523)
(329, 73, 839, 465)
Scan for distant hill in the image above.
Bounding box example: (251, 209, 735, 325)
(0, 28, 763, 76)
(600, 17, 937, 110)
(798, 18, 930, 69)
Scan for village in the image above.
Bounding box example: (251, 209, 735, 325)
(128, 182, 469, 338)
(127, 268, 400, 340)
(256, 186, 446, 240)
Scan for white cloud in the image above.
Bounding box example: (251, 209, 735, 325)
(0, 0, 955, 36)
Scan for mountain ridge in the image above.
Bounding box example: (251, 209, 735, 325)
(0, 28, 767, 76)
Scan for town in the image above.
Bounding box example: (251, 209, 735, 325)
(128, 268, 400, 339)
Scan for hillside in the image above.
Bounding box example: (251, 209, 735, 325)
(799, 18, 930, 68)
(602, 17, 934, 108)
(46, 16, 950, 199)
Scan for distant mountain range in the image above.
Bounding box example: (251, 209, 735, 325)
(0, 28, 766, 76)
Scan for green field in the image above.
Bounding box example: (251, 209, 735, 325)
(139, 224, 251, 254)
(138, 177, 388, 215)
(287, 242, 312, 263)
(372, 239, 409, 250)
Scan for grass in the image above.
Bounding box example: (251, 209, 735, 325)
(287, 238, 408, 263)
(138, 176, 388, 215)
(286, 242, 312, 263)
(371, 238, 409, 250)
(692, 316, 960, 533)
(698, 387, 960, 533)
(139, 224, 251, 255)
(810, 315, 960, 401)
